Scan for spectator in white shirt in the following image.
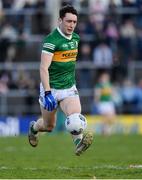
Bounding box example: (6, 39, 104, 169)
(93, 41, 113, 69)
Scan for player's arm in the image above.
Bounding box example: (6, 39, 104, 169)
(94, 87, 101, 103)
(40, 52, 57, 111)
(40, 52, 53, 91)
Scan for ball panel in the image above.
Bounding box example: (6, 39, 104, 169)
(65, 113, 87, 134)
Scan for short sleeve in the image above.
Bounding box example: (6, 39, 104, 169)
(42, 35, 56, 54)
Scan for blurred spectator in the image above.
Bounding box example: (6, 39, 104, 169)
(12, 0, 40, 11)
(24, 77, 38, 114)
(16, 67, 33, 90)
(105, 22, 119, 53)
(111, 82, 123, 113)
(89, 0, 109, 33)
(79, 43, 92, 61)
(109, 0, 122, 11)
(120, 78, 140, 114)
(13, 66, 38, 114)
(122, 0, 137, 7)
(33, 0, 48, 34)
(0, 0, 2, 10)
(12, 0, 28, 11)
(76, 20, 94, 38)
(0, 22, 18, 62)
(92, 72, 116, 135)
(120, 19, 137, 41)
(119, 19, 137, 71)
(136, 0, 142, 28)
(77, 43, 92, 88)
(93, 40, 113, 78)
(136, 28, 142, 60)
(61, 0, 74, 6)
(0, 72, 9, 95)
(0, 22, 18, 40)
(89, 0, 109, 23)
(0, 70, 17, 94)
(136, 78, 142, 113)
(1, 0, 13, 9)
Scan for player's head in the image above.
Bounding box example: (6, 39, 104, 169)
(99, 72, 110, 83)
(59, 5, 78, 36)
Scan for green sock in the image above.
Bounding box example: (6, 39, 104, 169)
(74, 138, 81, 146)
(72, 133, 83, 145)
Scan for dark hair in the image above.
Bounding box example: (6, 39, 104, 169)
(59, 5, 78, 19)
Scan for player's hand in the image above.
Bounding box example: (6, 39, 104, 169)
(44, 91, 57, 111)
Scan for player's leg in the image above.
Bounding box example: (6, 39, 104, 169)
(28, 106, 57, 147)
(36, 105, 57, 132)
(60, 96, 93, 156)
(28, 82, 58, 147)
(99, 102, 116, 135)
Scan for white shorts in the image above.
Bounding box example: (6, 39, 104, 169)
(98, 102, 115, 115)
(39, 83, 79, 108)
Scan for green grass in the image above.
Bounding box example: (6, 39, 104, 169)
(0, 133, 142, 179)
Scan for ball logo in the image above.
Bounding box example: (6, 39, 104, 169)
(66, 118, 70, 125)
(79, 114, 85, 122)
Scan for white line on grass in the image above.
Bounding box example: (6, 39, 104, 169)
(58, 164, 142, 170)
(1, 165, 142, 171)
(129, 165, 142, 168)
(0, 166, 38, 170)
(0, 166, 15, 170)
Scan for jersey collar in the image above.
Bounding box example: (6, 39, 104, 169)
(57, 27, 72, 40)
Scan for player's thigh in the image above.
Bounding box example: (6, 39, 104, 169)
(40, 105, 57, 126)
(60, 96, 81, 116)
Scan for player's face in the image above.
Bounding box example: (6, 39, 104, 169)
(59, 13, 77, 36)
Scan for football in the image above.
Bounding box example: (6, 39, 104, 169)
(65, 113, 87, 135)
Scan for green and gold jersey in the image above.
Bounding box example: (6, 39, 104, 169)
(42, 27, 80, 89)
(96, 82, 113, 101)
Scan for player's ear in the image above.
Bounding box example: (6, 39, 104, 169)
(58, 18, 62, 25)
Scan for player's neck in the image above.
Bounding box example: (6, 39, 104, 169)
(57, 27, 72, 40)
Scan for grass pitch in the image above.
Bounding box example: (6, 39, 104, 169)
(0, 133, 142, 179)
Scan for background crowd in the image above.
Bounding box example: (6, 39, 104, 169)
(0, 0, 142, 115)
